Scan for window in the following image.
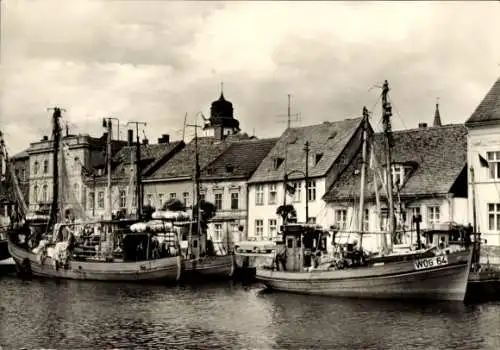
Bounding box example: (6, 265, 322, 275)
(308, 217, 317, 224)
(487, 152, 500, 179)
(157, 193, 164, 208)
(231, 192, 239, 210)
(33, 185, 39, 203)
(488, 203, 500, 231)
(255, 185, 264, 205)
(427, 206, 440, 227)
(214, 224, 223, 241)
(88, 192, 95, 210)
(199, 192, 205, 202)
(34, 161, 39, 175)
(273, 157, 284, 169)
(98, 191, 105, 209)
(293, 182, 302, 202)
(268, 219, 277, 237)
(307, 180, 316, 201)
(392, 164, 404, 188)
(169, 193, 176, 200)
(383, 164, 406, 187)
(268, 184, 277, 204)
(119, 190, 127, 208)
(255, 219, 264, 237)
(74, 157, 80, 172)
(335, 209, 347, 229)
(407, 207, 421, 225)
(147, 194, 154, 207)
(363, 209, 369, 232)
(315, 153, 323, 165)
(42, 184, 48, 203)
(183, 192, 190, 206)
(215, 193, 223, 210)
(73, 183, 80, 202)
(21, 168, 26, 181)
(43, 160, 49, 174)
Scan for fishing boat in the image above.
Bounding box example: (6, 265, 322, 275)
(0, 232, 8, 261)
(7, 108, 182, 282)
(174, 121, 234, 280)
(255, 81, 473, 302)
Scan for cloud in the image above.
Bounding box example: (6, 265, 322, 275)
(1, 0, 499, 154)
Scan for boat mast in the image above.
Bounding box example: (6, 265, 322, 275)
(194, 123, 201, 240)
(185, 120, 202, 258)
(104, 118, 113, 220)
(470, 166, 479, 264)
(48, 107, 63, 230)
(127, 121, 146, 219)
(358, 106, 369, 249)
(381, 80, 396, 246)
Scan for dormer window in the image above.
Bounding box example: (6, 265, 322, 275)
(273, 157, 284, 169)
(383, 164, 406, 188)
(315, 153, 323, 165)
(225, 165, 234, 173)
(392, 164, 404, 187)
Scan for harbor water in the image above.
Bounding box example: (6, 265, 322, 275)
(1, 274, 499, 349)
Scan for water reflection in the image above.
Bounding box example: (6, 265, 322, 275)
(0, 277, 499, 349)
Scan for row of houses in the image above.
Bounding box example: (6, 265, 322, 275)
(2, 76, 500, 253)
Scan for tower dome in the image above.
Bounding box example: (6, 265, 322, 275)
(209, 91, 240, 130)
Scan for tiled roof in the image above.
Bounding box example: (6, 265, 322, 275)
(466, 76, 500, 126)
(11, 149, 29, 159)
(145, 134, 251, 180)
(90, 141, 183, 183)
(201, 138, 279, 180)
(323, 124, 467, 202)
(248, 118, 363, 183)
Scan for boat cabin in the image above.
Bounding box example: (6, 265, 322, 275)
(422, 222, 472, 251)
(277, 224, 330, 272)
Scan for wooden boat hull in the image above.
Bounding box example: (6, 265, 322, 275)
(256, 249, 472, 301)
(182, 255, 235, 280)
(8, 237, 182, 282)
(0, 239, 10, 261)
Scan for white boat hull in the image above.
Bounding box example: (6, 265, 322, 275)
(256, 249, 472, 301)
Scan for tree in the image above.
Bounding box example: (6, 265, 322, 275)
(141, 205, 155, 221)
(162, 198, 186, 212)
(193, 199, 216, 230)
(276, 204, 297, 224)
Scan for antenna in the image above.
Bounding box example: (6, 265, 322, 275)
(276, 94, 301, 129)
(182, 112, 188, 141)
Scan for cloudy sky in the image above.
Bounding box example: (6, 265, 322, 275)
(1, 0, 499, 154)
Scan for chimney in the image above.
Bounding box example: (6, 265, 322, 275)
(127, 129, 134, 145)
(42, 136, 49, 141)
(158, 134, 170, 144)
(433, 100, 442, 127)
(418, 123, 428, 129)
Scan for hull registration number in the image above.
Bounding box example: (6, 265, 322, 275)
(414, 255, 449, 270)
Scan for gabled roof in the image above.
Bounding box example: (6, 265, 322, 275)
(88, 141, 184, 183)
(466, 76, 500, 126)
(323, 124, 467, 202)
(144, 134, 251, 181)
(11, 149, 29, 160)
(201, 138, 279, 180)
(248, 118, 363, 184)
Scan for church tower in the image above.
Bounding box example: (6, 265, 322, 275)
(202, 83, 241, 139)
